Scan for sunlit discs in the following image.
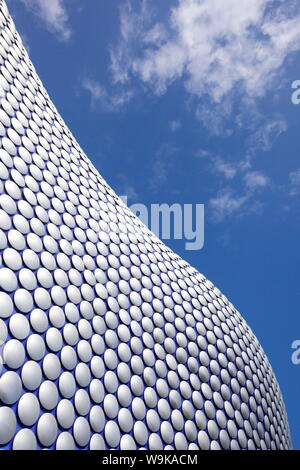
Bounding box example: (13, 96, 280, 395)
(130, 375, 144, 396)
(104, 421, 120, 448)
(0, 229, 7, 250)
(78, 319, 92, 340)
(27, 334, 45, 361)
(0, 407, 16, 445)
(26, 233, 42, 253)
(175, 432, 188, 450)
(0, 371, 22, 404)
(0, 109, 10, 126)
(23, 249, 40, 269)
(0, 292, 13, 319)
(145, 410, 159, 434)
(3, 339, 25, 369)
(34, 287, 51, 310)
(104, 349, 118, 370)
(134, 421, 148, 446)
(14, 289, 33, 313)
(37, 268, 53, 288)
(161, 421, 174, 445)
(19, 268, 37, 290)
(144, 387, 158, 409)
(80, 300, 94, 320)
(43, 353, 61, 380)
(46, 327, 63, 352)
(75, 362, 91, 388)
(198, 430, 210, 450)
(73, 417, 90, 447)
(2, 137, 16, 155)
(89, 434, 106, 450)
(18, 393, 40, 426)
(49, 306, 65, 328)
(0, 267, 17, 292)
(90, 356, 104, 379)
(37, 413, 58, 447)
(9, 313, 30, 340)
(89, 405, 105, 432)
(87, 378, 103, 404)
(51, 286, 67, 306)
(39, 380, 59, 410)
(30, 309, 48, 333)
(75, 389, 91, 416)
(57, 399, 75, 429)
(41, 252, 56, 270)
(0, 209, 11, 230)
(59, 371, 76, 399)
(0, 318, 8, 344)
(13, 429, 37, 450)
(103, 393, 118, 419)
(54, 269, 69, 288)
(56, 432, 75, 450)
(132, 397, 146, 420)
(149, 433, 163, 450)
(7, 229, 25, 250)
(116, 408, 133, 434)
(21, 360, 42, 391)
(63, 323, 79, 346)
(60, 345, 78, 371)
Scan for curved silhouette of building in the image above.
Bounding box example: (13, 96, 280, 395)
(0, 0, 291, 450)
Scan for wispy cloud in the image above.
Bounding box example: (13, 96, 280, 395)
(81, 78, 105, 106)
(20, 0, 71, 41)
(82, 77, 133, 111)
(213, 158, 237, 180)
(91, 0, 295, 221)
(210, 190, 249, 222)
(109, 0, 155, 85)
(117, 174, 138, 201)
(208, 166, 270, 221)
(110, 0, 300, 105)
(169, 120, 181, 132)
(149, 142, 179, 191)
(244, 171, 270, 190)
(247, 119, 287, 153)
(289, 169, 300, 196)
(209, 182, 268, 222)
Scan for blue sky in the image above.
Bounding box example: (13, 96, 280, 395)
(8, 0, 300, 448)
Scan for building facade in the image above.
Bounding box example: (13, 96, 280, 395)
(0, 0, 291, 450)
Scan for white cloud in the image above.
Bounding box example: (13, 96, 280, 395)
(111, 0, 300, 104)
(209, 169, 270, 221)
(169, 120, 181, 132)
(109, 0, 157, 85)
(213, 158, 237, 180)
(194, 149, 210, 159)
(82, 78, 105, 104)
(20, 0, 71, 41)
(209, 185, 268, 221)
(244, 171, 269, 189)
(210, 190, 249, 222)
(82, 77, 133, 111)
(105, 0, 298, 223)
(248, 119, 287, 153)
(289, 169, 300, 195)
